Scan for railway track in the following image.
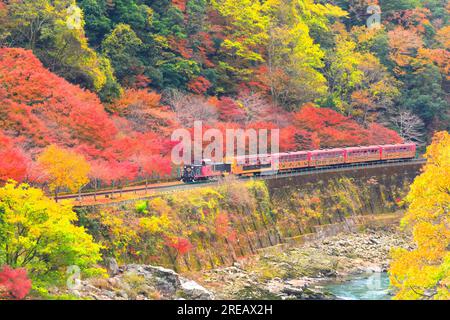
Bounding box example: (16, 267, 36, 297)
(60, 158, 426, 203)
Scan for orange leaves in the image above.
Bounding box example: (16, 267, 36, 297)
(417, 48, 450, 80)
(215, 213, 237, 242)
(112, 89, 177, 136)
(388, 26, 423, 72)
(436, 26, 450, 49)
(390, 8, 432, 33)
(133, 74, 152, 89)
(172, 0, 187, 12)
(168, 37, 193, 59)
(114, 89, 162, 112)
(0, 48, 53, 104)
(187, 76, 212, 94)
(279, 126, 320, 151)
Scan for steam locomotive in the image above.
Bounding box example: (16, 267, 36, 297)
(181, 143, 417, 183)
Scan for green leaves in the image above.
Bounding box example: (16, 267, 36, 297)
(101, 23, 144, 86)
(5, 0, 114, 93)
(0, 181, 103, 289)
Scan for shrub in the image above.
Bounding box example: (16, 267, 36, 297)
(135, 200, 149, 214)
(0, 266, 32, 300)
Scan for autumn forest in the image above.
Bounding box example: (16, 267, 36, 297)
(0, 0, 449, 302)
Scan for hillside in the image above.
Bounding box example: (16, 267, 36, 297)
(0, 47, 402, 186)
(0, 0, 448, 188)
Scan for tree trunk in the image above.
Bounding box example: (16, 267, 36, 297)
(94, 179, 97, 202)
(111, 181, 115, 199)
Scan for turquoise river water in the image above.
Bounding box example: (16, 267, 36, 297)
(321, 272, 393, 300)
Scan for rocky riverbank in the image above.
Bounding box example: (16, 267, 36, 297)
(66, 226, 411, 300)
(189, 226, 413, 300)
(68, 264, 215, 300)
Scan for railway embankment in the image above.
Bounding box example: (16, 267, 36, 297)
(74, 161, 422, 272)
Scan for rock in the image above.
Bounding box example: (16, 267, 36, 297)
(103, 291, 116, 299)
(124, 265, 181, 297)
(180, 278, 215, 300)
(301, 287, 334, 300)
(104, 257, 120, 276)
(281, 286, 304, 297)
(319, 269, 337, 277)
(107, 277, 119, 287)
(66, 263, 216, 300)
(84, 284, 101, 293)
(117, 290, 129, 299)
(365, 265, 383, 273)
(71, 289, 81, 297)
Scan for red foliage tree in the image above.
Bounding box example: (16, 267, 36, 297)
(0, 49, 177, 189)
(280, 126, 320, 152)
(215, 213, 237, 243)
(293, 104, 402, 148)
(133, 74, 152, 89)
(168, 37, 193, 59)
(187, 76, 212, 94)
(111, 89, 178, 135)
(0, 266, 32, 300)
(216, 97, 247, 123)
(166, 237, 193, 256)
(172, 0, 187, 12)
(366, 123, 404, 145)
(0, 131, 29, 183)
(0, 48, 117, 152)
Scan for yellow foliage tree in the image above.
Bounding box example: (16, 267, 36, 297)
(37, 145, 91, 200)
(390, 131, 450, 300)
(0, 181, 103, 290)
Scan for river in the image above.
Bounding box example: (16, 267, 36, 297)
(320, 272, 393, 300)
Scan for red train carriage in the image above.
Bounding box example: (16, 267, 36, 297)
(275, 151, 310, 171)
(231, 154, 272, 175)
(345, 146, 382, 164)
(381, 143, 416, 160)
(310, 148, 346, 167)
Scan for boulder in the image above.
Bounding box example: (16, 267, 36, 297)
(180, 278, 215, 300)
(75, 264, 215, 300)
(104, 257, 120, 276)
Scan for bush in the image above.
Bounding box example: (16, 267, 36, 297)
(135, 200, 149, 214)
(0, 266, 32, 300)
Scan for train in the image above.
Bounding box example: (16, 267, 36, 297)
(181, 143, 417, 183)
